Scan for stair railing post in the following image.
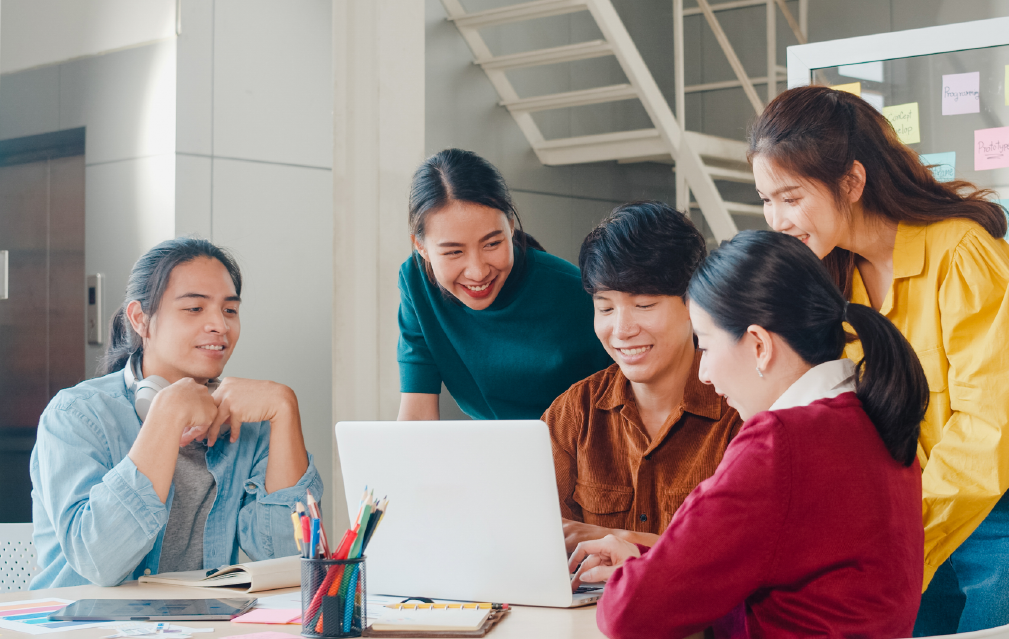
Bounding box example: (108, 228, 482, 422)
(673, 0, 690, 215)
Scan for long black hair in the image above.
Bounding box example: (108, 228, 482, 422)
(98, 237, 242, 377)
(579, 201, 706, 296)
(749, 85, 1006, 299)
(687, 230, 927, 466)
(408, 149, 542, 283)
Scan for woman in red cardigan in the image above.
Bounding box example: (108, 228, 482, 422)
(570, 230, 928, 638)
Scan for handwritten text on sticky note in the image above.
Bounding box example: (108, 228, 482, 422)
(920, 152, 956, 182)
(883, 102, 920, 145)
(975, 127, 1009, 171)
(942, 72, 980, 115)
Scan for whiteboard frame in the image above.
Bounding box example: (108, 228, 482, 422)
(787, 17, 1009, 89)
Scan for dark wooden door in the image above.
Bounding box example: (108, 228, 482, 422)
(0, 153, 85, 523)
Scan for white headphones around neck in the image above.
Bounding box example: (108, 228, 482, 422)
(124, 353, 221, 424)
(123, 353, 170, 423)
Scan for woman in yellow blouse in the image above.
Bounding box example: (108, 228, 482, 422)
(748, 85, 1009, 635)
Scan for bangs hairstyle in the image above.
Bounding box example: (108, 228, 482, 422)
(579, 201, 706, 297)
(748, 85, 1006, 298)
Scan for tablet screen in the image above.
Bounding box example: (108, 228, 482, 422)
(49, 598, 257, 621)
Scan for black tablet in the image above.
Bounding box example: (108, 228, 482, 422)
(48, 598, 257, 621)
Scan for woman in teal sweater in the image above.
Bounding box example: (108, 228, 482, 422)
(397, 149, 612, 420)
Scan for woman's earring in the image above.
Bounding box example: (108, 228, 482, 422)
(756, 366, 764, 378)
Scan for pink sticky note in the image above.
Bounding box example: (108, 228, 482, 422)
(231, 609, 301, 624)
(942, 72, 980, 115)
(975, 127, 1009, 171)
(221, 633, 302, 639)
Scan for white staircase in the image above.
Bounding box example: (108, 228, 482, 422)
(441, 0, 769, 242)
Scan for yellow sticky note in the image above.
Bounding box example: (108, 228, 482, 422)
(832, 82, 862, 97)
(883, 102, 920, 145)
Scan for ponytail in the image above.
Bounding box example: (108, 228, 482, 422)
(97, 237, 242, 377)
(687, 230, 927, 466)
(843, 303, 927, 466)
(100, 306, 142, 377)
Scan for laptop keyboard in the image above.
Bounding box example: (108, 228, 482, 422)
(574, 586, 603, 593)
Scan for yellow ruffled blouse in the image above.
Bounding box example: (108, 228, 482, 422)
(845, 218, 1009, 591)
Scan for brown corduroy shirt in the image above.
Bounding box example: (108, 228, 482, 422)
(543, 352, 742, 535)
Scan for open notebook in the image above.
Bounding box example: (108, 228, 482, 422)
(138, 555, 299, 593)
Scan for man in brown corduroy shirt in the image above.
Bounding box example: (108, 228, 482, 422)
(545, 201, 743, 552)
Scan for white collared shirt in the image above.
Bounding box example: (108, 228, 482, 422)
(769, 359, 857, 412)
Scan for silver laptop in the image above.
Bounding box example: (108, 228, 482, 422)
(335, 420, 603, 608)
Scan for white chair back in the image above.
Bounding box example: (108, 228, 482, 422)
(0, 523, 37, 591)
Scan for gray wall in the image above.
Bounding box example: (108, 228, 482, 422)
(0, 39, 178, 377)
(174, 0, 335, 525)
(0, 0, 336, 529)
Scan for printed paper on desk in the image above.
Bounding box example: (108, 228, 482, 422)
(883, 102, 920, 145)
(975, 127, 1009, 171)
(221, 632, 301, 639)
(942, 72, 980, 115)
(920, 152, 956, 182)
(0, 598, 111, 635)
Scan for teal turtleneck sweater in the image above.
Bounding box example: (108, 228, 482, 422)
(397, 248, 612, 420)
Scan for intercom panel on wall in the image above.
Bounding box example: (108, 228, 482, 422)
(87, 274, 103, 346)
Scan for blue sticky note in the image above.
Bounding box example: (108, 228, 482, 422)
(920, 152, 956, 182)
(998, 199, 1009, 240)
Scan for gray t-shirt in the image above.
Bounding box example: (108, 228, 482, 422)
(158, 441, 218, 573)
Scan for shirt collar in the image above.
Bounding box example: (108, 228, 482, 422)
(768, 359, 857, 412)
(893, 221, 926, 280)
(596, 350, 723, 420)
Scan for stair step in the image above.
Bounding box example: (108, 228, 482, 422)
(478, 40, 613, 71)
(452, 0, 588, 29)
(691, 201, 764, 217)
(502, 84, 639, 113)
(683, 131, 749, 164)
(535, 129, 666, 165)
(704, 165, 755, 183)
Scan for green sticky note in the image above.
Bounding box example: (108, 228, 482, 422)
(883, 102, 920, 145)
(920, 152, 956, 182)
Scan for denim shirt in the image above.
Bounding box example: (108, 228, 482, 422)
(29, 370, 323, 589)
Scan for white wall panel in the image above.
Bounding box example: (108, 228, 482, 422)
(0, 66, 60, 140)
(0, 0, 176, 74)
(213, 0, 333, 168)
(175, 153, 212, 239)
(59, 40, 177, 166)
(84, 154, 176, 374)
(211, 157, 334, 508)
(175, 0, 214, 157)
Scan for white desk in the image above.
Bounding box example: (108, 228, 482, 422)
(0, 583, 606, 639)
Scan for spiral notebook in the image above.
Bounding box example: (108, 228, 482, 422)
(365, 604, 509, 638)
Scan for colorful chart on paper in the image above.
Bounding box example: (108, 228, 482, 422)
(0, 598, 112, 634)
